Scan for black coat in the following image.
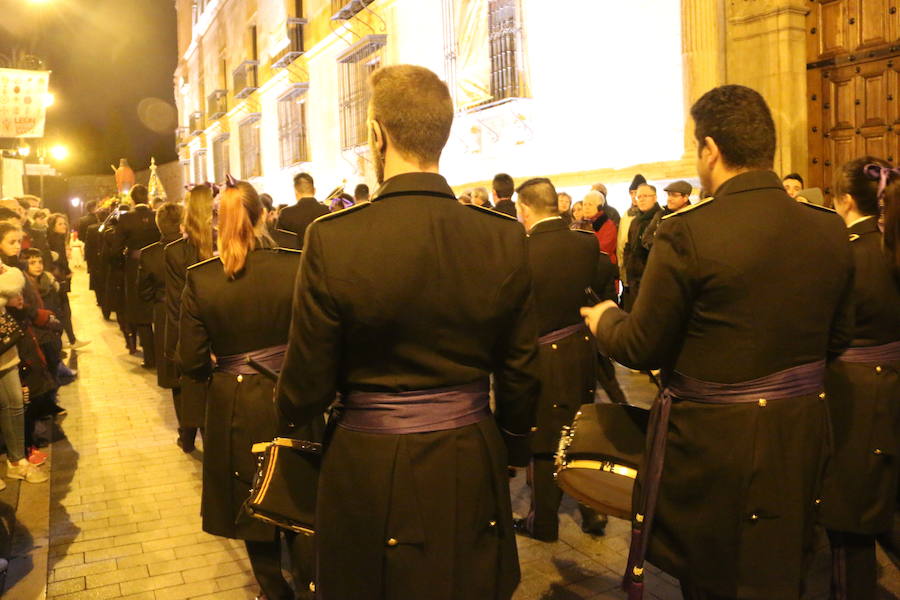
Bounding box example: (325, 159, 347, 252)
(276, 172, 540, 600)
(139, 237, 180, 388)
(179, 248, 323, 541)
(84, 223, 104, 293)
(101, 222, 125, 315)
(116, 205, 160, 325)
(270, 227, 301, 250)
(276, 197, 328, 246)
(595, 170, 854, 598)
(493, 198, 516, 218)
(526, 218, 616, 454)
(820, 216, 900, 534)
(164, 238, 206, 427)
(76, 213, 99, 245)
(623, 203, 661, 291)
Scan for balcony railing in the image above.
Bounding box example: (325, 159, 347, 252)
(207, 89, 228, 120)
(331, 0, 374, 21)
(233, 61, 259, 100)
(189, 111, 205, 135)
(272, 18, 307, 69)
(176, 126, 190, 148)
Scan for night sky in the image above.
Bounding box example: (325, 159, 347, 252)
(0, 0, 178, 176)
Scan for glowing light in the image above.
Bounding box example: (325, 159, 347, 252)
(70, 197, 82, 208)
(43, 93, 55, 108)
(28, 0, 52, 4)
(50, 145, 69, 161)
(17, 145, 31, 157)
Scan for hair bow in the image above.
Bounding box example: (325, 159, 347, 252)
(224, 173, 238, 189)
(863, 163, 900, 201)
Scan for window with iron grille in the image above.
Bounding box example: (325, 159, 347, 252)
(181, 161, 191, 189)
(338, 35, 386, 150)
(192, 149, 208, 184)
(213, 134, 230, 183)
(488, 0, 524, 102)
(239, 116, 262, 179)
(278, 86, 309, 167)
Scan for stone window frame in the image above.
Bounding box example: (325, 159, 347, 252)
(278, 83, 311, 167)
(238, 114, 262, 179)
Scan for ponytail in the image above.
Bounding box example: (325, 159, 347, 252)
(217, 180, 265, 278)
(840, 158, 900, 276)
(884, 180, 900, 277)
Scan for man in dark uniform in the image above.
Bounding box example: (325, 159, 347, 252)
(113, 184, 160, 367)
(492, 173, 517, 217)
(84, 208, 107, 306)
(276, 172, 328, 246)
(511, 176, 617, 542)
(277, 64, 540, 600)
(581, 85, 854, 600)
(76, 200, 98, 247)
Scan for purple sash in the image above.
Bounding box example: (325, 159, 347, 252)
(839, 340, 900, 363)
(538, 323, 586, 346)
(215, 344, 288, 375)
(338, 379, 491, 435)
(623, 360, 826, 600)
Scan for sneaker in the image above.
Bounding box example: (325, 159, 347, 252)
(7, 460, 48, 483)
(27, 447, 47, 466)
(71, 340, 91, 349)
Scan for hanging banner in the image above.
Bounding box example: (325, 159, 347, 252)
(0, 68, 50, 138)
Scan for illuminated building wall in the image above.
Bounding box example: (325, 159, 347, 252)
(174, 0, 804, 216)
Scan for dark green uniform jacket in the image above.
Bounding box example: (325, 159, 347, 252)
(276, 172, 540, 600)
(596, 170, 854, 599)
(820, 216, 900, 534)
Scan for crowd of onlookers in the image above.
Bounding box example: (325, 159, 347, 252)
(0, 195, 89, 491)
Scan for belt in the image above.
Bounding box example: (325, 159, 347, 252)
(839, 340, 900, 363)
(538, 323, 587, 346)
(623, 360, 825, 600)
(215, 344, 287, 376)
(338, 379, 491, 435)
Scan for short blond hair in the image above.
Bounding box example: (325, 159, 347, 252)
(369, 65, 453, 165)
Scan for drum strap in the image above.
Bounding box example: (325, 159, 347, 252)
(622, 360, 826, 600)
(839, 340, 900, 363)
(538, 323, 586, 346)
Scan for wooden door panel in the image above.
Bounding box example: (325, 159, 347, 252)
(857, 0, 892, 51)
(808, 69, 825, 189)
(817, 0, 856, 59)
(823, 69, 857, 131)
(861, 128, 888, 159)
(858, 63, 889, 128)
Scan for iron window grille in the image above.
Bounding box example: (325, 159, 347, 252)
(192, 149, 208, 184)
(338, 35, 386, 150)
(207, 90, 228, 120)
(239, 115, 262, 179)
(233, 61, 259, 100)
(212, 134, 230, 183)
(488, 0, 524, 103)
(331, 0, 374, 21)
(189, 111, 205, 135)
(278, 84, 310, 167)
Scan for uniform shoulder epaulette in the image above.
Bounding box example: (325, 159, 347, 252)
(466, 203, 517, 221)
(315, 202, 370, 222)
(275, 228, 296, 236)
(139, 241, 159, 254)
(187, 256, 221, 270)
(164, 237, 185, 251)
(662, 197, 714, 219)
(848, 233, 860, 242)
(573, 228, 594, 235)
(798, 202, 837, 214)
(275, 247, 302, 254)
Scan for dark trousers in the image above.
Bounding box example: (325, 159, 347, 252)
(171, 389, 198, 450)
(59, 291, 75, 344)
(245, 531, 315, 600)
(596, 353, 627, 404)
(828, 530, 876, 600)
(137, 325, 154, 366)
(527, 457, 605, 541)
(679, 580, 736, 600)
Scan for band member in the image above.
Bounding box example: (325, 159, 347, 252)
(276, 65, 540, 599)
(581, 85, 854, 600)
(179, 178, 321, 600)
(114, 184, 160, 367)
(820, 157, 900, 600)
(138, 203, 184, 394)
(512, 176, 616, 541)
(165, 184, 214, 453)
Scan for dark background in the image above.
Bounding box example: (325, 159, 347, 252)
(0, 0, 179, 176)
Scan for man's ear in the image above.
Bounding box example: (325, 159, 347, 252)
(702, 136, 720, 167)
(370, 120, 386, 155)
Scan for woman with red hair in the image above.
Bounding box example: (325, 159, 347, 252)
(178, 177, 323, 600)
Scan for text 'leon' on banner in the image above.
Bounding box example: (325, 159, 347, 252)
(0, 68, 51, 138)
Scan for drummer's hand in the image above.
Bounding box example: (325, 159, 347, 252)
(580, 301, 617, 335)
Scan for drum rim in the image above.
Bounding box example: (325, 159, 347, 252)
(557, 459, 637, 479)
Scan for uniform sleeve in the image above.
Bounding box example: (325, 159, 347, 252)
(596, 217, 696, 370)
(593, 251, 618, 302)
(138, 250, 156, 304)
(177, 270, 212, 377)
(827, 241, 855, 360)
(276, 223, 340, 428)
(492, 239, 541, 467)
(164, 248, 184, 361)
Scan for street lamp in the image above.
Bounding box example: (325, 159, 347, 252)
(43, 92, 55, 108)
(49, 144, 68, 161)
(17, 144, 31, 158)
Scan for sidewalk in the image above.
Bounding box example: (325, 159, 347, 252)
(1, 269, 898, 599)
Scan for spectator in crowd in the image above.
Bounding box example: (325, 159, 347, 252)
(47, 213, 87, 349)
(354, 183, 371, 203)
(259, 193, 278, 227)
(277, 172, 328, 246)
(782, 172, 804, 199)
(643, 180, 694, 250)
(492, 173, 517, 216)
(458, 191, 472, 204)
(179, 178, 321, 600)
(557, 192, 573, 226)
(622, 183, 662, 310)
(581, 190, 618, 262)
(471, 186, 491, 208)
(591, 183, 621, 227)
(569, 200, 588, 230)
(617, 173, 647, 306)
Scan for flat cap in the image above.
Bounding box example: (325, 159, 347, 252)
(664, 180, 692, 195)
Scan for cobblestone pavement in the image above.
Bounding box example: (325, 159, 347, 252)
(25, 271, 900, 600)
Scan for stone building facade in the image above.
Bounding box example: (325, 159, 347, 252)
(173, 0, 894, 212)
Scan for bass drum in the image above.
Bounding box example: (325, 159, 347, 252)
(554, 403, 649, 520)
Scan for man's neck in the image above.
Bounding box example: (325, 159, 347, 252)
(711, 166, 752, 194)
(527, 215, 561, 233)
(845, 211, 872, 228)
(383, 151, 439, 181)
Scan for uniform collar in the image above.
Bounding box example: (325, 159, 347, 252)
(373, 172, 456, 201)
(713, 170, 785, 198)
(297, 196, 318, 205)
(528, 216, 564, 235)
(848, 215, 879, 236)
